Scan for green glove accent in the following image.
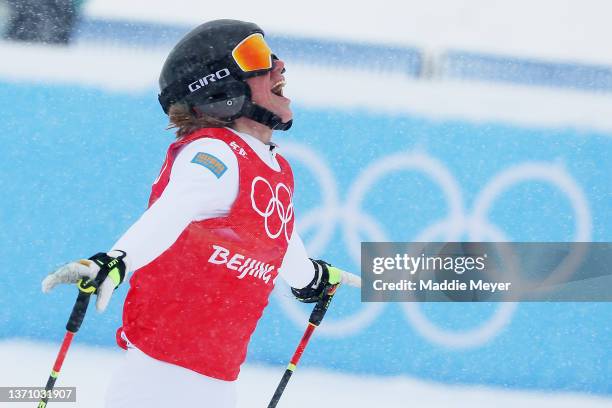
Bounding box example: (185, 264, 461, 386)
(108, 267, 122, 288)
(88, 251, 127, 291)
(291, 259, 342, 303)
(327, 266, 342, 285)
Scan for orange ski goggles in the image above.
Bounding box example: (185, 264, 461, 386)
(232, 33, 274, 74)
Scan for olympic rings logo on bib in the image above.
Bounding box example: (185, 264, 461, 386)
(250, 176, 294, 242)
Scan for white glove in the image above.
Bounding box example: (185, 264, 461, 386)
(42, 250, 127, 312)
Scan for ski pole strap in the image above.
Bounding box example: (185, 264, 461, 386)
(308, 284, 339, 326)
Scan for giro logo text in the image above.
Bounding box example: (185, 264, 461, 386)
(208, 244, 274, 284)
(188, 68, 231, 92)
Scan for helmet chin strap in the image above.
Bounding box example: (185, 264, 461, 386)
(241, 100, 292, 131)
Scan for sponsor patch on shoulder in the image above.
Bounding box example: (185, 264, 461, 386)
(191, 152, 227, 178)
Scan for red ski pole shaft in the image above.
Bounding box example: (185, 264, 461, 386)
(38, 279, 95, 408)
(267, 284, 339, 408)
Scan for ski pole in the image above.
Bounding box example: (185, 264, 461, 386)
(267, 283, 339, 408)
(38, 279, 97, 408)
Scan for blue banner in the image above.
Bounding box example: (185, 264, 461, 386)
(0, 81, 610, 395)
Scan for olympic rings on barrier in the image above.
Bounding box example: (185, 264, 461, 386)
(275, 143, 592, 348)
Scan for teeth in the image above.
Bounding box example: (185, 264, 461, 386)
(271, 80, 286, 96)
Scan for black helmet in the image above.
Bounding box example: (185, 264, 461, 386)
(158, 19, 292, 131)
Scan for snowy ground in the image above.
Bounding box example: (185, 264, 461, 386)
(2, 340, 610, 408)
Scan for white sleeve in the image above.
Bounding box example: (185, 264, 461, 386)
(278, 231, 316, 289)
(110, 138, 238, 272)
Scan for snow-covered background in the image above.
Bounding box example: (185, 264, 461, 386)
(1, 1, 611, 407)
(84, 0, 612, 65)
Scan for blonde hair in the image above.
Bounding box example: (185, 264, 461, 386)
(166, 102, 232, 138)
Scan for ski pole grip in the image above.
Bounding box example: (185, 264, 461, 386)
(308, 284, 339, 326)
(66, 290, 92, 333)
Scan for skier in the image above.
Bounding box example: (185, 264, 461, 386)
(42, 19, 346, 407)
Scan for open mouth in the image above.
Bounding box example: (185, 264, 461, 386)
(271, 80, 286, 97)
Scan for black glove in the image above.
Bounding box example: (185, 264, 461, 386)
(291, 259, 342, 303)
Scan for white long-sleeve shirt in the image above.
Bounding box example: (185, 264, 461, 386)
(111, 128, 314, 289)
